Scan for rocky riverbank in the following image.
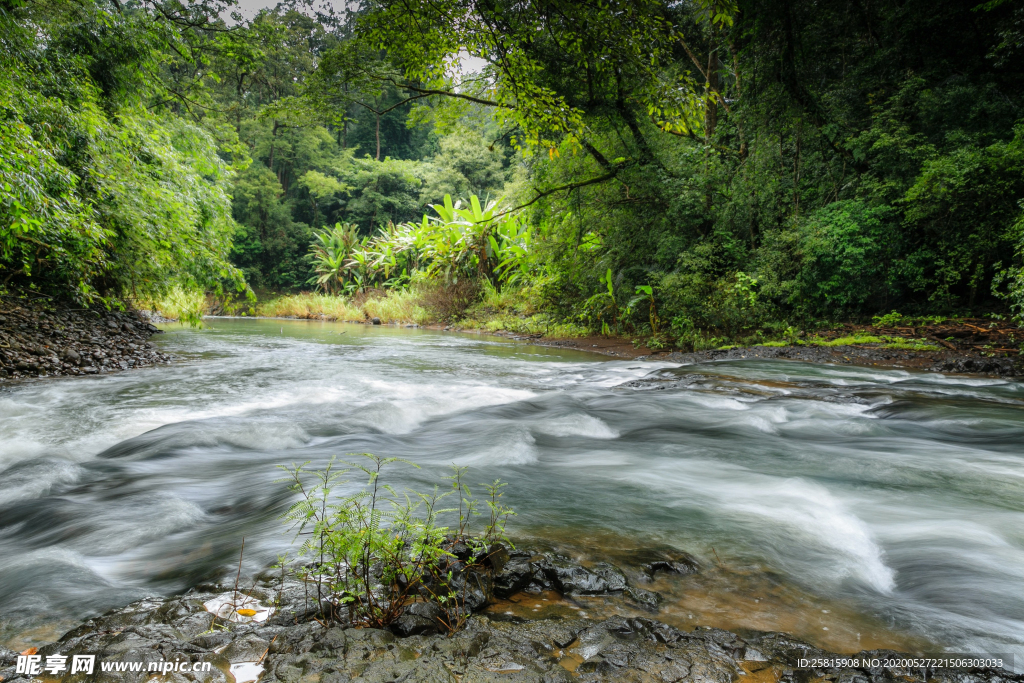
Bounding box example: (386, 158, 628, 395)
(533, 334, 1020, 376)
(1, 547, 1018, 683)
(0, 296, 172, 381)
(661, 343, 1019, 376)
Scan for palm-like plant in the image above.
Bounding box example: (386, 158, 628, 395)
(312, 196, 533, 294)
(418, 194, 531, 286)
(308, 222, 361, 294)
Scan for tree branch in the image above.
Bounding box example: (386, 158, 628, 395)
(377, 77, 507, 109)
(483, 171, 620, 222)
(582, 140, 613, 171)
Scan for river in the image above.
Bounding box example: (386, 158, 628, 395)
(1, 319, 1022, 664)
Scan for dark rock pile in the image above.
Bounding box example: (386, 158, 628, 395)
(0, 296, 172, 381)
(3, 548, 1020, 683)
(491, 549, 672, 614)
(382, 545, 666, 638)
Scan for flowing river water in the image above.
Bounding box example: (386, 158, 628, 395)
(1, 319, 1022, 664)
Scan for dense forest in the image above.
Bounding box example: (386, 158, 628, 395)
(2, 0, 1023, 348)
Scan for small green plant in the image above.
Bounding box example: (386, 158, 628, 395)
(586, 268, 618, 331)
(872, 310, 904, 327)
(627, 284, 660, 335)
(647, 335, 667, 350)
(880, 338, 940, 351)
(280, 455, 514, 634)
(732, 272, 759, 308)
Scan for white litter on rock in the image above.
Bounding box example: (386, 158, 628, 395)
(203, 592, 275, 624)
(230, 661, 264, 683)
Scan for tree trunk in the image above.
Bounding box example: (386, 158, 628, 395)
(268, 120, 278, 171)
(705, 51, 719, 142)
(375, 112, 381, 161)
(793, 120, 802, 215)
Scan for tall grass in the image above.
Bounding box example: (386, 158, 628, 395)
(362, 289, 431, 325)
(477, 280, 526, 312)
(258, 293, 363, 321)
(257, 285, 587, 336)
(149, 285, 207, 327)
(463, 313, 590, 338)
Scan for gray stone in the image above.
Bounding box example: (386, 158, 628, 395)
(624, 586, 663, 611)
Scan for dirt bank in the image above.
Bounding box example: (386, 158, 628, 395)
(522, 319, 1021, 376)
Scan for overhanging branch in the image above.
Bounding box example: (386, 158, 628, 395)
(481, 171, 620, 223)
(376, 76, 508, 109)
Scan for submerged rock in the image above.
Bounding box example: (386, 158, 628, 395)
(623, 586, 663, 611)
(643, 556, 701, 580)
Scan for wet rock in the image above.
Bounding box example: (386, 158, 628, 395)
(542, 555, 628, 596)
(494, 550, 539, 597)
(644, 556, 700, 579)
(592, 562, 628, 591)
(542, 555, 607, 595)
(391, 601, 444, 637)
(937, 357, 1017, 376)
(480, 543, 510, 573)
(446, 564, 493, 612)
(5, 575, 1024, 683)
(371, 317, 382, 325)
(623, 586, 663, 611)
(220, 633, 271, 662)
(495, 550, 655, 605)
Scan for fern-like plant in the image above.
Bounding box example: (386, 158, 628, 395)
(279, 455, 514, 633)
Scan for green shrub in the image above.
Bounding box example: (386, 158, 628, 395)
(280, 456, 514, 633)
(794, 201, 895, 317)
